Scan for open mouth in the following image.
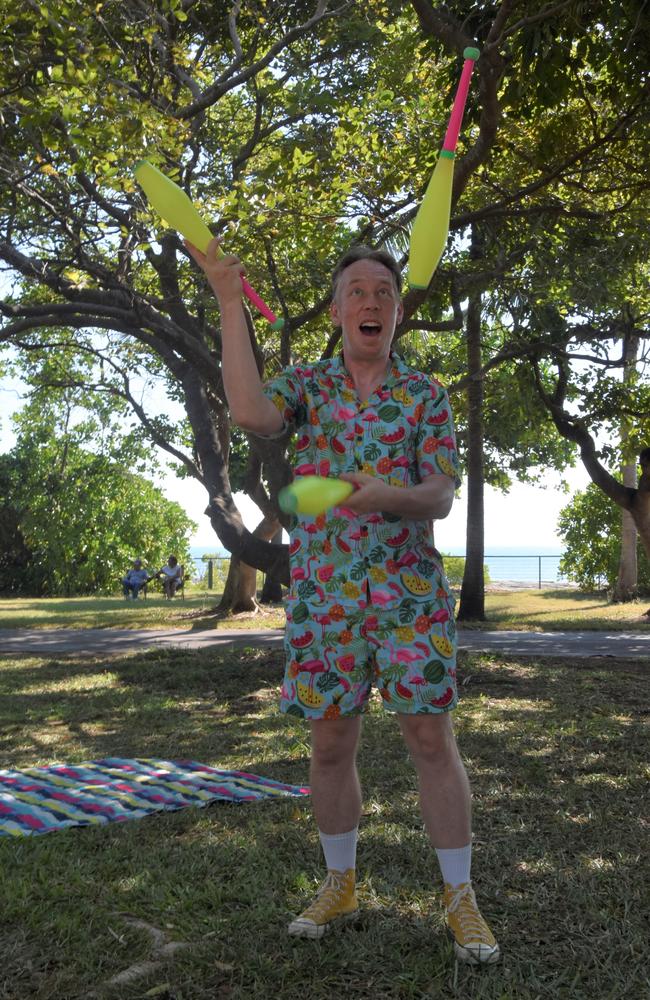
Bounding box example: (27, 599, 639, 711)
(359, 322, 382, 337)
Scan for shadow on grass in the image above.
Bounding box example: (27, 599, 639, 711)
(0, 594, 227, 631)
(0, 648, 648, 999)
(0, 647, 307, 788)
(0, 593, 286, 629)
(534, 589, 609, 603)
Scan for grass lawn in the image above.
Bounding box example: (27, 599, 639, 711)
(0, 645, 647, 999)
(0, 592, 286, 631)
(0, 588, 648, 633)
(471, 588, 650, 632)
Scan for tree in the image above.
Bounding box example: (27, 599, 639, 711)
(526, 260, 650, 575)
(401, 0, 650, 614)
(457, 225, 486, 620)
(615, 328, 641, 601)
(558, 482, 650, 594)
(1, 0, 403, 607)
(0, 389, 195, 596)
(1, 0, 649, 614)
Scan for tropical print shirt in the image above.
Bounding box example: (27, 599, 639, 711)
(263, 353, 461, 613)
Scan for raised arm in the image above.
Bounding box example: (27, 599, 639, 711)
(185, 238, 284, 435)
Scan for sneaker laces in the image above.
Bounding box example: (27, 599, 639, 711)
(446, 884, 492, 943)
(302, 871, 350, 921)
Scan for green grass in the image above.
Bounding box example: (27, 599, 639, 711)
(0, 588, 648, 633)
(470, 588, 650, 632)
(0, 645, 648, 999)
(0, 592, 285, 631)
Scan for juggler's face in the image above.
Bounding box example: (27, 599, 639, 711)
(330, 259, 403, 366)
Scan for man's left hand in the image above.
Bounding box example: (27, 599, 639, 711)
(339, 470, 455, 520)
(339, 471, 393, 513)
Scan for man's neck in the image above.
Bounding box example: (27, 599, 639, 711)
(343, 354, 391, 401)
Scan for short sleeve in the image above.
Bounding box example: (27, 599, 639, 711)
(415, 382, 461, 487)
(262, 367, 307, 433)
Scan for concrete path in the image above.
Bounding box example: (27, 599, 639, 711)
(0, 627, 285, 656)
(0, 626, 648, 659)
(457, 628, 650, 660)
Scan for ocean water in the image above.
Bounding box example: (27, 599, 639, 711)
(190, 545, 229, 562)
(190, 544, 565, 586)
(444, 546, 565, 585)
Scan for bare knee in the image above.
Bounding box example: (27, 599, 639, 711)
(399, 713, 460, 768)
(310, 718, 360, 770)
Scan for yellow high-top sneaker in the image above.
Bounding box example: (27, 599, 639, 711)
(288, 869, 358, 939)
(444, 882, 500, 964)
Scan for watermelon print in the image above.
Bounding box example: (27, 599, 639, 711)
(282, 598, 458, 718)
(264, 353, 460, 718)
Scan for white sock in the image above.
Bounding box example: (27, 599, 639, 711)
(319, 828, 358, 873)
(435, 844, 472, 887)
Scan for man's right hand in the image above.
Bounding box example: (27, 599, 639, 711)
(185, 237, 285, 436)
(184, 237, 244, 310)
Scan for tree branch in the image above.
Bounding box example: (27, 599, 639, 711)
(531, 358, 634, 509)
(176, 1, 353, 119)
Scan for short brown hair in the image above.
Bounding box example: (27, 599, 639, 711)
(331, 245, 402, 299)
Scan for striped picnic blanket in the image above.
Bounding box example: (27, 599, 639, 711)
(0, 758, 309, 837)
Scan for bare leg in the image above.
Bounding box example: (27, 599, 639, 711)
(288, 716, 362, 937)
(398, 713, 471, 848)
(399, 714, 500, 963)
(309, 717, 362, 835)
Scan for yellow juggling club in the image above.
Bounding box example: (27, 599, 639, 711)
(278, 476, 354, 517)
(408, 47, 480, 290)
(134, 160, 284, 330)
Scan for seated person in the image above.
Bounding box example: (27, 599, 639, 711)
(122, 558, 151, 600)
(155, 555, 183, 599)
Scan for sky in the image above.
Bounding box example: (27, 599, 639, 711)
(0, 348, 587, 560)
(1, 369, 590, 555)
(159, 455, 590, 553)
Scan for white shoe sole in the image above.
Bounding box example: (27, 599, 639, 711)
(453, 939, 501, 965)
(287, 908, 359, 939)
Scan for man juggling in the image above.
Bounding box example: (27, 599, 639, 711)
(136, 43, 498, 965)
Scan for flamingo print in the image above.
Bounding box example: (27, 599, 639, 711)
(385, 639, 430, 665)
(330, 403, 357, 421)
(312, 610, 333, 638)
(298, 658, 328, 698)
(290, 555, 319, 584)
(369, 589, 398, 608)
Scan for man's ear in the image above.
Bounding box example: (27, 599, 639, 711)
(330, 298, 341, 326)
(396, 300, 404, 323)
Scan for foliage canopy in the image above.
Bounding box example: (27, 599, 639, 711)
(0, 1, 648, 596)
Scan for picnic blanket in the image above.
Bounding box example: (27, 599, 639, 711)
(0, 758, 309, 837)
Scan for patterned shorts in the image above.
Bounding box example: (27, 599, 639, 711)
(280, 596, 458, 720)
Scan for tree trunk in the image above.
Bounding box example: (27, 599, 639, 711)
(615, 499, 638, 602)
(233, 559, 259, 613)
(171, 366, 290, 612)
(220, 513, 282, 613)
(219, 556, 245, 612)
(633, 448, 650, 561)
(458, 229, 486, 621)
(532, 363, 650, 568)
(613, 330, 640, 602)
(261, 528, 285, 603)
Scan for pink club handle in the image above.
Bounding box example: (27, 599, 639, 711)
(240, 277, 281, 328)
(442, 47, 480, 153)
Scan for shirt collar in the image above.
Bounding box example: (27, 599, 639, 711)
(328, 352, 411, 386)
